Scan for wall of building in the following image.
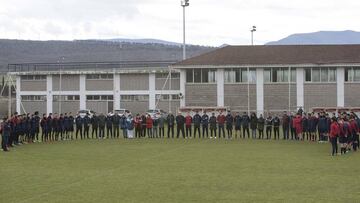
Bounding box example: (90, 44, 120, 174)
(120, 74, 149, 90)
(264, 84, 297, 114)
(20, 81, 46, 91)
(185, 84, 217, 106)
(86, 80, 113, 91)
(224, 84, 257, 112)
(120, 101, 148, 114)
(344, 83, 360, 107)
(155, 78, 180, 90)
(21, 101, 46, 115)
(304, 83, 337, 111)
(53, 75, 80, 91)
(52, 101, 80, 114)
(86, 101, 112, 114)
(157, 101, 180, 113)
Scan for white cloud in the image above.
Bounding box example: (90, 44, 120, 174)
(0, 0, 359, 46)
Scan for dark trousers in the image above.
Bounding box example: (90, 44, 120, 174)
(2, 135, 9, 151)
(226, 126, 233, 139)
(274, 127, 279, 140)
(107, 126, 113, 138)
(186, 126, 192, 138)
(210, 128, 217, 138)
(266, 127, 272, 139)
(168, 125, 174, 138)
(290, 127, 296, 140)
(113, 127, 120, 138)
(202, 125, 208, 138)
(194, 126, 201, 138)
(177, 126, 185, 138)
(258, 129, 264, 139)
(99, 127, 105, 138)
(283, 127, 289, 140)
(141, 126, 146, 137)
(147, 128, 153, 138)
(84, 126, 90, 139)
(159, 127, 165, 138)
(76, 127, 82, 139)
(242, 126, 250, 138)
(135, 127, 141, 138)
(218, 125, 225, 138)
(330, 137, 338, 155)
(92, 127, 98, 138)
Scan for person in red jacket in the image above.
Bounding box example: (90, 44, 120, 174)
(134, 114, 142, 138)
(185, 112, 192, 138)
(146, 114, 153, 138)
(293, 113, 303, 140)
(338, 118, 347, 155)
(217, 111, 226, 138)
(329, 117, 339, 156)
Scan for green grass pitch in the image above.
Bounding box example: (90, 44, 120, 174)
(1, 138, 359, 202)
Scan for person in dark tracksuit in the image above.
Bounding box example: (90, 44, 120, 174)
(75, 115, 83, 139)
(106, 115, 113, 138)
(158, 115, 165, 138)
(209, 113, 217, 139)
(134, 114, 142, 138)
(59, 114, 65, 140)
(98, 113, 106, 139)
(68, 112, 74, 140)
(185, 113, 192, 138)
(40, 114, 48, 142)
(53, 114, 60, 141)
(250, 113, 258, 139)
(242, 112, 250, 139)
(1, 117, 11, 152)
(225, 111, 234, 139)
(289, 114, 296, 140)
(234, 112, 242, 138)
(302, 114, 309, 141)
(47, 113, 53, 141)
(83, 114, 91, 139)
(201, 112, 209, 138)
(120, 114, 127, 138)
(217, 112, 226, 139)
(91, 113, 99, 139)
(113, 113, 121, 138)
(63, 113, 70, 139)
(265, 115, 273, 139)
(167, 113, 175, 138)
(258, 114, 265, 139)
(176, 113, 185, 138)
(193, 111, 201, 138)
(141, 114, 147, 137)
(282, 112, 290, 140)
(273, 115, 280, 140)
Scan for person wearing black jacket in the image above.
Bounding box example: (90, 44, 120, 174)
(282, 111, 290, 140)
(258, 114, 265, 139)
(265, 115, 273, 139)
(167, 112, 175, 138)
(201, 112, 209, 138)
(47, 113, 53, 141)
(106, 114, 113, 138)
(193, 111, 202, 138)
(209, 113, 217, 139)
(83, 114, 91, 139)
(91, 113, 99, 139)
(225, 111, 234, 139)
(250, 112, 258, 139)
(273, 115, 281, 140)
(75, 114, 83, 139)
(68, 112, 75, 140)
(98, 113, 106, 139)
(242, 112, 250, 139)
(141, 114, 147, 137)
(234, 112, 242, 138)
(112, 113, 121, 138)
(176, 113, 185, 138)
(1, 117, 11, 152)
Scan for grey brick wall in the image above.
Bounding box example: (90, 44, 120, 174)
(345, 83, 360, 107)
(20, 81, 46, 91)
(53, 101, 80, 114)
(185, 84, 217, 106)
(304, 83, 337, 112)
(120, 74, 149, 90)
(120, 101, 148, 114)
(155, 78, 180, 90)
(86, 80, 113, 91)
(86, 101, 112, 114)
(224, 84, 256, 112)
(53, 75, 80, 91)
(157, 101, 180, 113)
(264, 84, 297, 113)
(21, 101, 46, 115)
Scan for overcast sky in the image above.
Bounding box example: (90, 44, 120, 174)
(0, 0, 359, 46)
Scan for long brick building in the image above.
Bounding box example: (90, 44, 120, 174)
(8, 45, 360, 115)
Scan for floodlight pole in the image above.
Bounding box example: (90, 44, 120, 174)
(251, 26, 256, 46)
(181, 0, 189, 60)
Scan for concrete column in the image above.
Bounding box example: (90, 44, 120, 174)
(114, 74, 120, 110)
(337, 67, 345, 107)
(217, 69, 224, 107)
(16, 76, 21, 113)
(149, 73, 156, 109)
(46, 75, 53, 114)
(296, 67, 304, 109)
(256, 68, 264, 116)
(79, 75, 86, 110)
(180, 69, 186, 107)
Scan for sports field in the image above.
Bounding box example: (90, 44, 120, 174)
(1, 139, 359, 203)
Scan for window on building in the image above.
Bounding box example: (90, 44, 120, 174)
(120, 95, 149, 102)
(305, 68, 312, 82)
(305, 67, 337, 82)
(21, 75, 46, 81)
(86, 95, 113, 101)
(186, 69, 193, 83)
(241, 69, 248, 82)
(291, 68, 296, 82)
(224, 69, 236, 83)
(86, 74, 113, 80)
(156, 94, 180, 101)
(186, 68, 217, 83)
(21, 95, 47, 101)
(328, 68, 336, 82)
(312, 68, 320, 82)
(53, 95, 80, 102)
(193, 69, 202, 83)
(264, 67, 294, 83)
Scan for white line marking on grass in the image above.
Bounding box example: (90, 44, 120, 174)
(18, 140, 193, 203)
